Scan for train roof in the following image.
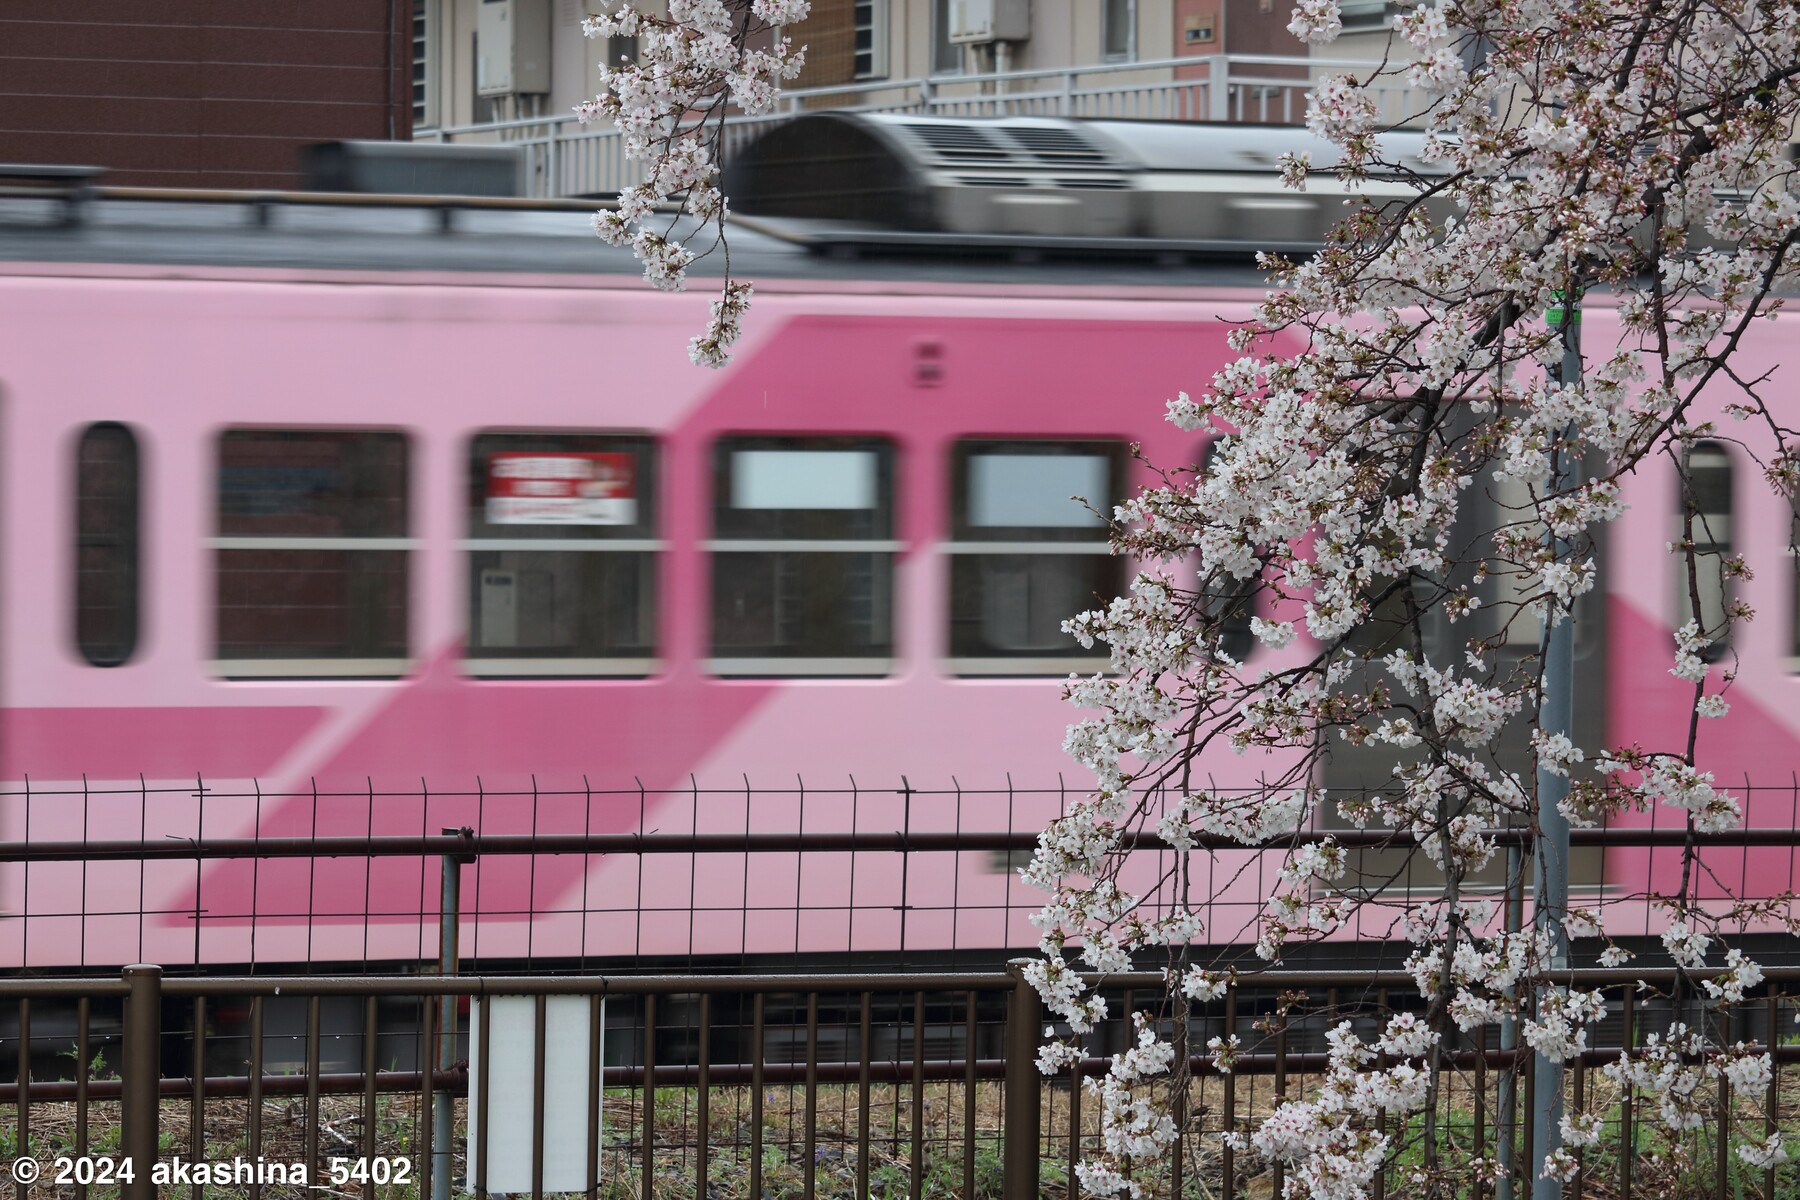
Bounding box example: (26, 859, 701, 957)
(0, 193, 1276, 290)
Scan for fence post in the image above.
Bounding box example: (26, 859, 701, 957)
(545, 120, 560, 199)
(1208, 55, 1231, 121)
(121, 964, 161, 1200)
(1004, 959, 1042, 1200)
(435, 831, 471, 1200)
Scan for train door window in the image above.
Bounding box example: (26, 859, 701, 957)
(1488, 472, 1547, 648)
(213, 430, 411, 677)
(1198, 440, 1255, 662)
(75, 422, 140, 666)
(947, 440, 1122, 674)
(464, 432, 658, 676)
(1486, 471, 1602, 657)
(1791, 508, 1800, 667)
(708, 436, 896, 674)
(1675, 442, 1733, 652)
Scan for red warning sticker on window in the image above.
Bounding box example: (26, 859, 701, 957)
(486, 453, 636, 525)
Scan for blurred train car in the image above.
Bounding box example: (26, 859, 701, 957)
(0, 118, 1791, 974)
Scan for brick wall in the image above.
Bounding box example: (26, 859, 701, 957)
(0, 1, 411, 189)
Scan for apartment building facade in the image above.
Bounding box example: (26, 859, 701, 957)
(409, 0, 1340, 134)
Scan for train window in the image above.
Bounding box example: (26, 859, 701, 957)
(1484, 467, 1604, 658)
(1198, 440, 1255, 661)
(946, 440, 1122, 674)
(1675, 441, 1732, 652)
(1488, 471, 1547, 647)
(1792, 508, 1800, 666)
(464, 433, 658, 676)
(708, 436, 896, 674)
(213, 430, 411, 677)
(75, 422, 140, 666)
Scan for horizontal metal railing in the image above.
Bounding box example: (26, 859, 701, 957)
(6, 822, 1800, 863)
(0, 965, 1794, 1200)
(415, 54, 1432, 199)
(7, 773, 1800, 973)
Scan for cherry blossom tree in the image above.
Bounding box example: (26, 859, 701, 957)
(1024, 0, 1800, 1194)
(580, 0, 1800, 1193)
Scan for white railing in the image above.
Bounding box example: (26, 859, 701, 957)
(416, 54, 1426, 200)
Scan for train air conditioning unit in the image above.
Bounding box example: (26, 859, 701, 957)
(477, 0, 551, 96)
(948, 0, 1030, 43)
(1080, 120, 1451, 247)
(725, 113, 1136, 239)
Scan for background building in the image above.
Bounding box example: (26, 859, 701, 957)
(408, 0, 1421, 201)
(0, 1, 1406, 196)
(410, 0, 1327, 135)
(0, 1, 412, 189)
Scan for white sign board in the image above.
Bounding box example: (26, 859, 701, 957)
(467, 996, 601, 1193)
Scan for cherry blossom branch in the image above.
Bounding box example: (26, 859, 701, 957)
(575, 0, 808, 366)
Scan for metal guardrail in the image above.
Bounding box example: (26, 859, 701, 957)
(65, 185, 610, 233)
(415, 54, 1432, 199)
(7, 774, 1800, 973)
(2, 964, 1794, 1200)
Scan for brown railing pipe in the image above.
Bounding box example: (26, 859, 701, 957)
(0, 1068, 460, 1104)
(133, 964, 1800, 1001)
(2, 823, 1790, 865)
(153, 971, 1017, 997)
(1004, 959, 1042, 1200)
(121, 965, 161, 1200)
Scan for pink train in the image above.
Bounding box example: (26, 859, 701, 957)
(0, 190, 1790, 972)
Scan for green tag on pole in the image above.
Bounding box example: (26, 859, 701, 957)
(1546, 289, 1582, 326)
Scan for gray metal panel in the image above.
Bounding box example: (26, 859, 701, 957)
(305, 141, 524, 197)
(1083, 119, 1444, 175)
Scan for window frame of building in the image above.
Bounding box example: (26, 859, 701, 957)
(854, 0, 888, 80)
(1102, 0, 1137, 62)
(930, 0, 964, 74)
(412, 0, 434, 130)
(606, 34, 640, 67)
(75, 422, 141, 667)
(1338, 0, 1402, 31)
(708, 435, 898, 676)
(463, 431, 661, 678)
(945, 438, 1123, 675)
(212, 428, 413, 678)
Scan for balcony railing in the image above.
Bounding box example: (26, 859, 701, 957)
(414, 53, 1428, 200)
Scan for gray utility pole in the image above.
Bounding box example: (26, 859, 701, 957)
(1530, 288, 1580, 1200)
